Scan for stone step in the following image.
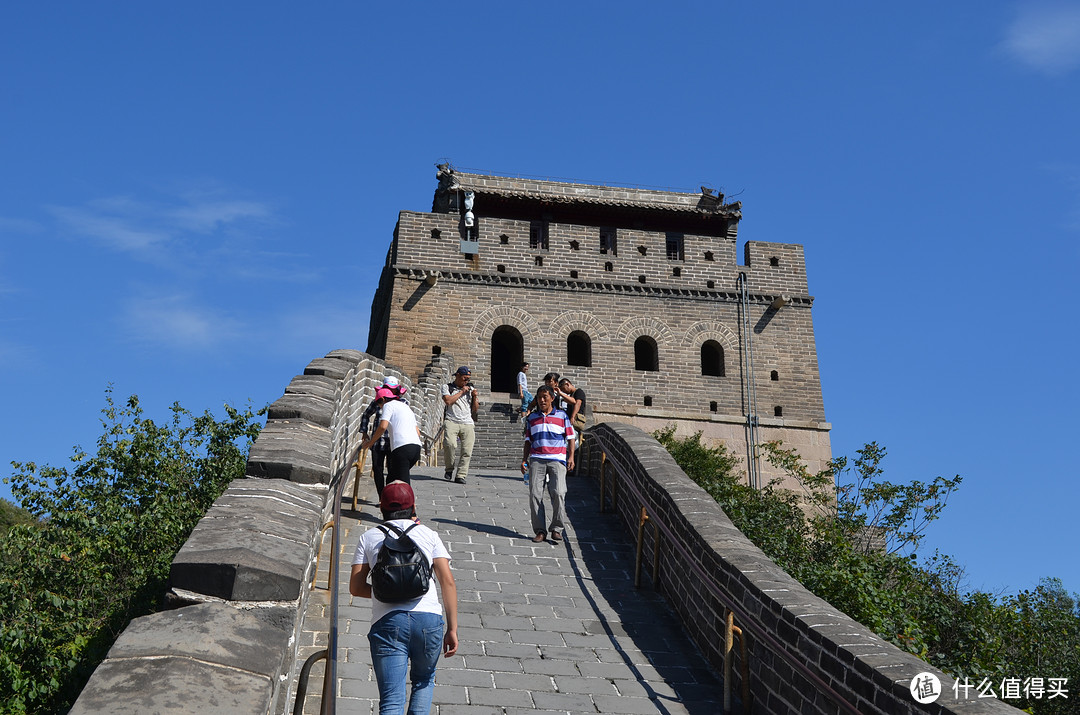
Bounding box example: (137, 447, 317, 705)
(469, 402, 524, 469)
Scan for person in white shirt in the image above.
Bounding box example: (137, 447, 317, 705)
(516, 362, 532, 413)
(350, 481, 459, 715)
(361, 387, 422, 485)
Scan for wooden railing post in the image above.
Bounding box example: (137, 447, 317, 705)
(634, 506, 648, 588)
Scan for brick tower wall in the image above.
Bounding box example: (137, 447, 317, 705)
(368, 180, 832, 486)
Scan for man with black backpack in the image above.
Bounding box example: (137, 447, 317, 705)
(350, 482, 459, 715)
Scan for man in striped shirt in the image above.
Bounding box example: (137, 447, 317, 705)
(521, 385, 576, 543)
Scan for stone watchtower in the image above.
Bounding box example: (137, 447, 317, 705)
(367, 165, 830, 486)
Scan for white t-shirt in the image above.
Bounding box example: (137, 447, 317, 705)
(352, 519, 451, 627)
(379, 399, 421, 451)
(517, 371, 528, 392)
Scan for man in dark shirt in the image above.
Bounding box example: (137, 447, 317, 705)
(556, 377, 586, 432)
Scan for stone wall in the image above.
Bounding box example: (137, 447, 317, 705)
(580, 421, 1021, 714)
(70, 349, 451, 715)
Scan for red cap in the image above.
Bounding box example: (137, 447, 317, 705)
(380, 481, 415, 512)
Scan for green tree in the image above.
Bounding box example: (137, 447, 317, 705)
(0, 498, 36, 536)
(0, 390, 263, 714)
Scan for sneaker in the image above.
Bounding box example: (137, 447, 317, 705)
(444, 471, 453, 481)
(454, 477, 466, 484)
(551, 531, 563, 542)
(532, 532, 546, 543)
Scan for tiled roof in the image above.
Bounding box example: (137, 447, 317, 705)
(437, 167, 741, 218)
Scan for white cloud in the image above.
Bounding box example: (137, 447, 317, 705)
(1002, 2, 1080, 74)
(167, 198, 272, 233)
(49, 189, 276, 259)
(51, 203, 171, 252)
(122, 294, 244, 350)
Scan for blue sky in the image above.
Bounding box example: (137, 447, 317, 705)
(2, 3, 1077, 598)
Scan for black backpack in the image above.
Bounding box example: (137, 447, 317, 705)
(370, 522, 432, 602)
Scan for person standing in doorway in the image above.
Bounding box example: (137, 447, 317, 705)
(516, 362, 532, 414)
(441, 366, 479, 484)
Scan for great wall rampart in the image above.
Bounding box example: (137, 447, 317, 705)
(70, 348, 1020, 714)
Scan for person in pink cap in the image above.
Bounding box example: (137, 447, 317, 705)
(361, 376, 409, 498)
(361, 386, 422, 486)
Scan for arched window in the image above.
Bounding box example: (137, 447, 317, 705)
(634, 336, 658, 371)
(567, 331, 592, 367)
(490, 325, 523, 393)
(701, 340, 725, 377)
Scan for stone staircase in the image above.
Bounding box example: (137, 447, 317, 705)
(470, 392, 524, 469)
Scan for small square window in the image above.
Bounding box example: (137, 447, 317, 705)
(638, 275, 646, 283)
(770, 256, 780, 267)
(497, 264, 506, 273)
(706, 280, 715, 288)
(672, 267, 681, 277)
(604, 262, 613, 272)
(704, 251, 714, 261)
(570, 270, 578, 279)
(569, 240, 579, 251)
(643, 395, 653, 407)
(500, 234, 509, 245)
(535, 256, 544, 267)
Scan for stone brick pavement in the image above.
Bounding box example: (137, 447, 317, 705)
(292, 465, 724, 715)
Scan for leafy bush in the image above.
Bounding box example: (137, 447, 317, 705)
(0, 391, 263, 714)
(655, 427, 1079, 714)
(0, 499, 36, 539)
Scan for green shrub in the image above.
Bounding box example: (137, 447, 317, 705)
(0, 391, 263, 714)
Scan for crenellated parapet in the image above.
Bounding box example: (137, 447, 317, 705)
(70, 349, 454, 715)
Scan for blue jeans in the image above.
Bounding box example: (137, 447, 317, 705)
(368, 610, 445, 715)
(520, 389, 532, 412)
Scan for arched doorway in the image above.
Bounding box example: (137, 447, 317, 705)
(491, 325, 523, 393)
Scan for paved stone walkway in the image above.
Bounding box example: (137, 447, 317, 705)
(293, 465, 724, 715)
